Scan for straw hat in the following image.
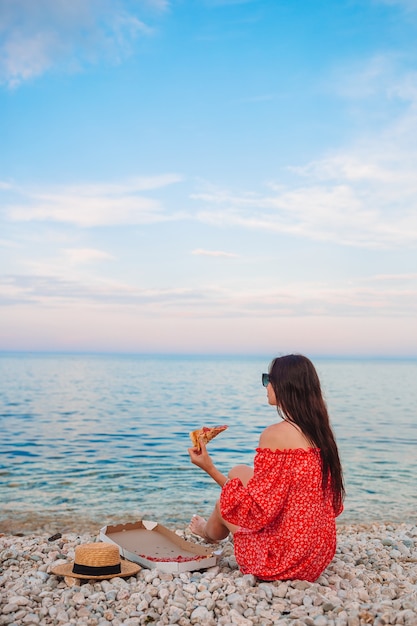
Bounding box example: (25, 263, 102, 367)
(51, 542, 140, 580)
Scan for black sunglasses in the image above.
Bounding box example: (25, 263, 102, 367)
(262, 373, 270, 387)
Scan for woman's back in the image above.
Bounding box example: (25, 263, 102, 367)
(259, 420, 312, 452)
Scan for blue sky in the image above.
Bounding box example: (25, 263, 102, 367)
(1, 0, 416, 356)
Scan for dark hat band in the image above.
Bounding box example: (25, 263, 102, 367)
(72, 563, 121, 576)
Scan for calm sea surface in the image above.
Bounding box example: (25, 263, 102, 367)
(0, 353, 416, 534)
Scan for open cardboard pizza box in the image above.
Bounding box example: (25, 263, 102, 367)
(99, 520, 221, 573)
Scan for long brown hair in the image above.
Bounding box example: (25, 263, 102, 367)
(269, 354, 345, 512)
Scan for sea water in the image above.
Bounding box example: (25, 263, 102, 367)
(0, 353, 416, 532)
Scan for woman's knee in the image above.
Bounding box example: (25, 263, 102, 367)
(228, 464, 253, 486)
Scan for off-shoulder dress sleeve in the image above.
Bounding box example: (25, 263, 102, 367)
(219, 448, 296, 531)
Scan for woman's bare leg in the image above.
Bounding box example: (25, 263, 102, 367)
(190, 501, 234, 542)
(190, 464, 253, 542)
(228, 464, 253, 486)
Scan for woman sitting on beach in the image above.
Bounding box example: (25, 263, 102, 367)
(188, 354, 345, 582)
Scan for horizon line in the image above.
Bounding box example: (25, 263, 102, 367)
(0, 349, 416, 361)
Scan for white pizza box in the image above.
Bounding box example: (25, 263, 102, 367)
(99, 520, 221, 573)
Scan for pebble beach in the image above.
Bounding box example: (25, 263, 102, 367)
(1, 522, 417, 626)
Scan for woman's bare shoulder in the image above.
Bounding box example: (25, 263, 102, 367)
(259, 421, 311, 451)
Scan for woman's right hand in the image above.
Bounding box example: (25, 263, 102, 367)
(188, 439, 215, 474)
(188, 439, 229, 488)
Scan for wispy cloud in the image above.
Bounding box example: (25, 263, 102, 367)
(361, 273, 417, 282)
(1, 273, 415, 318)
(330, 51, 417, 111)
(0, 0, 166, 88)
(203, 0, 257, 6)
(376, 0, 417, 13)
(3, 175, 182, 227)
(192, 181, 417, 249)
(331, 54, 398, 101)
(192, 249, 238, 258)
(237, 94, 276, 103)
(0, 238, 18, 248)
(192, 99, 417, 249)
(63, 248, 114, 264)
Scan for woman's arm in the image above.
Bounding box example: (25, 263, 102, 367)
(220, 449, 294, 531)
(188, 440, 228, 487)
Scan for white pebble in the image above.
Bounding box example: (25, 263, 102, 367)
(2, 603, 18, 614)
(8, 595, 30, 606)
(190, 605, 215, 623)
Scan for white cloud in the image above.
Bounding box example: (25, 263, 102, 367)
(0, 0, 163, 87)
(3, 175, 182, 227)
(63, 248, 114, 264)
(192, 249, 238, 258)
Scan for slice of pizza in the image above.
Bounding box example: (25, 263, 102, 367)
(189, 425, 228, 450)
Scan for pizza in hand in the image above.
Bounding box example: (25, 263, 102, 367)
(189, 425, 228, 451)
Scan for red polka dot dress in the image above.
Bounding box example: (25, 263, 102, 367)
(219, 448, 343, 582)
